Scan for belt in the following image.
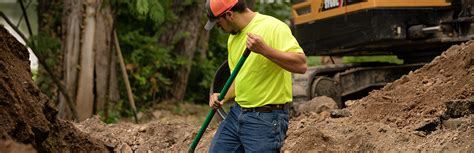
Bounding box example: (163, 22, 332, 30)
(240, 103, 290, 113)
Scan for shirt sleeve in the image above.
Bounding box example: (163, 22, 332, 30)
(271, 22, 304, 53)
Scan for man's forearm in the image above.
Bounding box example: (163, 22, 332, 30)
(260, 46, 307, 74)
(223, 81, 236, 102)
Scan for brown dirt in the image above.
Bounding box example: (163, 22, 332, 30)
(283, 41, 474, 151)
(0, 139, 36, 153)
(0, 26, 108, 152)
(74, 101, 220, 152)
(75, 116, 217, 152)
(351, 42, 474, 131)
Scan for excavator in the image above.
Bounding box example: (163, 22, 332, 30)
(211, 0, 474, 118)
(290, 0, 474, 107)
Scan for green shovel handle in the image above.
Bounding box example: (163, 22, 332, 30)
(188, 48, 251, 152)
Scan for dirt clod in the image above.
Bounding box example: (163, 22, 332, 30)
(445, 99, 474, 118)
(295, 96, 338, 114)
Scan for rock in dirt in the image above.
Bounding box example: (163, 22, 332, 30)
(444, 99, 473, 118)
(115, 143, 133, 153)
(442, 116, 473, 130)
(330, 109, 351, 118)
(296, 96, 338, 114)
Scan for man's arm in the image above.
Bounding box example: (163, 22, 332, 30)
(246, 33, 307, 74)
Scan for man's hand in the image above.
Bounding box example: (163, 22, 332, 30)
(246, 33, 269, 55)
(209, 93, 224, 108)
(246, 32, 307, 74)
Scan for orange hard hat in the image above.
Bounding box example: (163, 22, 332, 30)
(205, 0, 238, 30)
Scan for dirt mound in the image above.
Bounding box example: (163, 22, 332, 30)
(0, 26, 108, 152)
(283, 41, 474, 151)
(75, 116, 217, 152)
(351, 41, 474, 130)
(0, 139, 36, 153)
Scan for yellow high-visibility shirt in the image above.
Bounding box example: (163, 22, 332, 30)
(228, 12, 303, 108)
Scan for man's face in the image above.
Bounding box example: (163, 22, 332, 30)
(216, 12, 239, 34)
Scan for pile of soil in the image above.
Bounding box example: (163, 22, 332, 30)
(0, 26, 108, 152)
(283, 41, 474, 151)
(0, 139, 35, 153)
(75, 116, 216, 152)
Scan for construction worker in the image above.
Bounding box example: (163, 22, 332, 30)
(205, 0, 307, 152)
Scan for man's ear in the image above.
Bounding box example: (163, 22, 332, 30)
(225, 11, 233, 20)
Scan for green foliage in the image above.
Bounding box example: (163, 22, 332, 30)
(307, 56, 321, 66)
(136, 0, 149, 15)
(118, 0, 171, 24)
(29, 32, 62, 98)
(186, 22, 229, 103)
(343, 56, 404, 64)
(115, 0, 205, 109)
(29, 32, 62, 65)
(147, 1, 165, 23)
(134, 0, 166, 23)
(98, 101, 123, 124)
(186, 53, 223, 102)
(117, 29, 175, 104)
(208, 29, 230, 60)
(255, 2, 292, 22)
(32, 69, 38, 81)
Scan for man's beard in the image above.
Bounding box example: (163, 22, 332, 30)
(230, 29, 241, 35)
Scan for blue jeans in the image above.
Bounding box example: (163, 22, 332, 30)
(209, 103, 289, 153)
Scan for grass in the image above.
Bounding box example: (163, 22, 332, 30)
(307, 56, 321, 66)
(343, 56, 403, 64)
(31, 69, 38, 81)
(306, 55, 403, 67)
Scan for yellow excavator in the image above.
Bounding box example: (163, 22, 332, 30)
(290, 0, 474, 107)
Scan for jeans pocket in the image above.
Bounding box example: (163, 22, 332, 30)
(255, 112, 276, 127)
(276, 113, 289, 149)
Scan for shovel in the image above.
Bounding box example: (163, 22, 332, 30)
(188, 48, 251, 152)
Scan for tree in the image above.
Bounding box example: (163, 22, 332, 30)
(37, 0, 119, 121)
(62, 0, 118, 121)
(161, 0, 208, 101)
(116, 0, 210, 103)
